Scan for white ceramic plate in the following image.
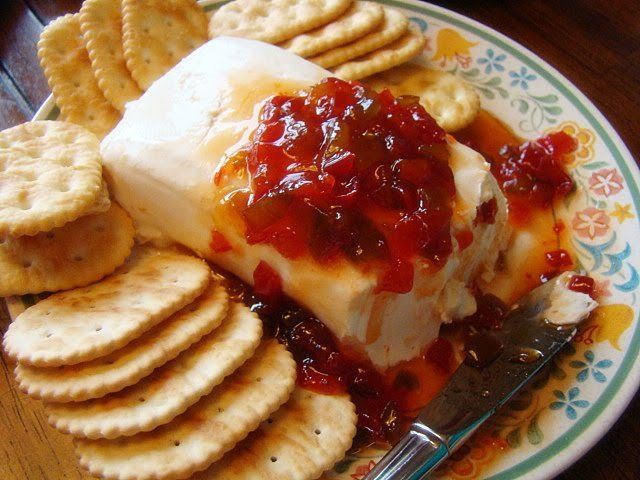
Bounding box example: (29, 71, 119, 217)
(22, 1, 639, 479)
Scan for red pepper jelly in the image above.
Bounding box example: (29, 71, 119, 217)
(567, 274, 596, 298)
(492, 131, 576, 222)
(223, 78, 456, 293)
(222, 272, 456, 448)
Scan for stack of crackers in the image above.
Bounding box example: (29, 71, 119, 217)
(209, 0, 427, 81)
(38, 0, 209, 138)
(37, 0, 479, 141)
(3, 246, 356, 479)
(0, 120, 134, 298)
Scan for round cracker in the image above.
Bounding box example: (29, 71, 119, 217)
(75, 340, 295, 480)
(122, 0, 209, 90)
(194, 389, 357, 480)
(37, 14, 120, 138)
(279, 1, 384, 58)
(365, 64, 481, 131)
(46, 301, 261, 439)
(0, 120, 104, 237)
(309, 6, 408, 68)
(0, 202, 133, 297)
(2, 247, 211, 367)
(331, 25, 427, 80)
(80, 0, 143, 112)
(16, 283, 229, 402)
(209, 0, 353, 45)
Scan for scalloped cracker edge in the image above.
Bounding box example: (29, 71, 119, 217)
(209, 0, 353, 44)
(75, 340, 295, 480)
(0, 120, 104, 237)
(309, 6, 408, 68)
(0, 202, 133, 297)
(3, 247, 211, 367)
(17, 283, 228, 402)
(37, 14, 120, 138)
(280, 1, 383, 58)
(122, 0, 208, 90)
(193, 389, 357, 480)
(80, 0, 143, 112)
(332, 25, 427, 80)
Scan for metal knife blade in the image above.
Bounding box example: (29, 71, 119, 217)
(364, 272, 596, 480)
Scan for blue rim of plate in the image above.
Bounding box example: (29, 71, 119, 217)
(33, 1, 640, 479)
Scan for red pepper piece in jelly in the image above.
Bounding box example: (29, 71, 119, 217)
(492, 131, 576, 213)
(252, 261, 282, 301)
(567, 274, 596, 298)
(210, 230, 232, 253)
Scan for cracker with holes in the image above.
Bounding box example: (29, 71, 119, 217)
(0, 121, 105, 237)
(0, 202, 133, 297)
(37, 15, 120, 138)
(79, 0, 143, 112)
(209, 0, 353, 44)
(122, 0, 208, 90)
(332, 25, 426, 81)
(75, 340, 295, 480)
(46, 302, 262, 438)
(280, 1, 383, 57)
(309, 6, 408, 68)
(365, 64, 481, 131)
(193, 389, 356, 480)
(2, 247, 211, 367)
(16, 283, 228, 402)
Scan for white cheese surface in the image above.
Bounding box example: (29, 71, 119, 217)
(102, 37, 510, 368)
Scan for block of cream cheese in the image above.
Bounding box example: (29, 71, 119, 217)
(102, 37, 510, 368)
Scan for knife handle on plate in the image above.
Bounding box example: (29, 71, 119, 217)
(363, 423, 450, 480)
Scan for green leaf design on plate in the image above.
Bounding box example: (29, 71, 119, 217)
(448, 64, 507, 99)
(527, 412, 544, 445)
(582, 160, 609, 170)
(511, 92, 564, 131)
(507, 427, 522, 448)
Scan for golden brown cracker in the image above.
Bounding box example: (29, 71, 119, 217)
(3, 247, 211, 367)
(37, 14, 120, 138)
(0, 202, 133, 297)
(16, 284, 228, 402)
(331, 25, 427, 80)
(280, 1, 383, 57)
(209, 0, 353, 44)
(194, 389, 357, 480)
(309, 6, 408, 68)
(75, 340, 295, 480)
(0, 120, 104, 237)
(122, 0, 209, 90)
(46, 302, 262, 439)
(80, 0, 143, 112)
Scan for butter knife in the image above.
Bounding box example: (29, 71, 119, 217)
(364, 272, 597, 480)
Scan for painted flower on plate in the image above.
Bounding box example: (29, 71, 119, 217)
(570, 350, 613, 383)
(477, 48, 506, 74)
(589, 168, 624, 197)
(572, 207, 610, 239)
(550, 387, 590, 420)
(554, 122, 595, 164)
(509, 67, 536, 89)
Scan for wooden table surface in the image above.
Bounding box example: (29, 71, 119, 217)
(1, 0, 638, 479)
